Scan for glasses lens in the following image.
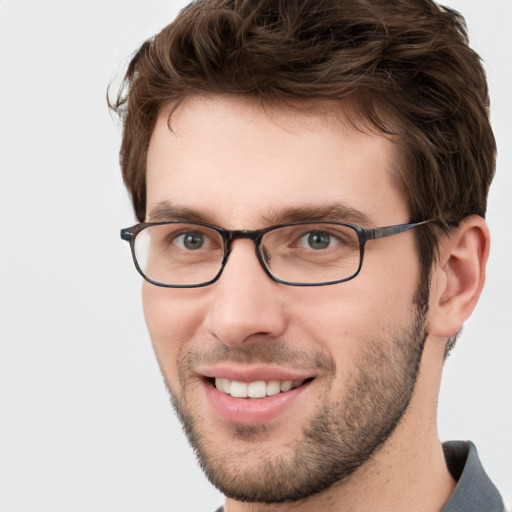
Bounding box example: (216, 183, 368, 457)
(261, 223, 361, 284)
(133, 223, 224, 286)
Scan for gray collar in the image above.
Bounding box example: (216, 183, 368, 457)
(441, 441, 505, 512)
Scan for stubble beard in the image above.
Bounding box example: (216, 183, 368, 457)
(163, 302, 428, 504)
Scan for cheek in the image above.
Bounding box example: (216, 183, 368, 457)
(288, 258, 420, 356)
(142, 283, 206, 386)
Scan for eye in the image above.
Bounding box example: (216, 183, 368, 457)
(173, 231, 207, 250)
(298, 231, 338, 250)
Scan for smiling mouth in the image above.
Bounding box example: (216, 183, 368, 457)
(212, 378, 313, 399)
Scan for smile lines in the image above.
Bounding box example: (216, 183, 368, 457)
(214, 378, 306, 398)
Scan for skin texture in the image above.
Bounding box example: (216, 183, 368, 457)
(142, 95, 489, 512)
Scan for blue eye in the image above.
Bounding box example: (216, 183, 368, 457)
(174, 231, 206, 250)
(298, 231, 338, 250)
(306, 232, 331, 249)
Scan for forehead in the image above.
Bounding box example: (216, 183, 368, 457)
(145, 95, 408, 227)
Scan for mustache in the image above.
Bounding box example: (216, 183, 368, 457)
(177, 340, 336, 375)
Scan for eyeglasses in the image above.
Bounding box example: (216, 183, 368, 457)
(120, 219, 434, 288)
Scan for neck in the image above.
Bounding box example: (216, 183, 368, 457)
(224, 339, 455, 512)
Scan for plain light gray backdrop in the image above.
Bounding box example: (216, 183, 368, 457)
(0, 1, 510, 511)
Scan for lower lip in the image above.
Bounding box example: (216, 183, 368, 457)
(203, 380, 311, 425)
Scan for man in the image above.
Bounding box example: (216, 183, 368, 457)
(112, 0, 505, 510)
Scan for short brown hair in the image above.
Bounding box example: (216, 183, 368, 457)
(110, 0, 495, 299)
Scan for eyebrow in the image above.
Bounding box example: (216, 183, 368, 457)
(147, 201, 376, 227)
(262, 204, 375, 227)
(148, 202, 216, 223)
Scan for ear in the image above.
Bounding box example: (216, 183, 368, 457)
(428, 215, 490, 338)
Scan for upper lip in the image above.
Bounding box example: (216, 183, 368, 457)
(197, 364, 315, 383)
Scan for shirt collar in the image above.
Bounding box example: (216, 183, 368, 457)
(441, 441, 505, 512)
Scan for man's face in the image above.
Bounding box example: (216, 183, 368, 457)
(143, 95, 427, 503)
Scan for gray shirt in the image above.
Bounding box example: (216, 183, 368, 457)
(214, 441, 506, 511)
(441, 440, 505, 512)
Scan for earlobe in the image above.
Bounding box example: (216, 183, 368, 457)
(428, 216, 490, 338)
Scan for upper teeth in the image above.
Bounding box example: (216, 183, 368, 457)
(215, 378, 304, 398)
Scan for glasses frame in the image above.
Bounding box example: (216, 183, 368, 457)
(120, 219, 435, 288)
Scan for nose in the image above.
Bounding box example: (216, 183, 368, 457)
(203, 239, 287, 347)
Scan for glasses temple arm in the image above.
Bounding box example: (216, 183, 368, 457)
(369, 219, 434, 240)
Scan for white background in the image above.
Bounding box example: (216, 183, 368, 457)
(0, 1, 510, 511)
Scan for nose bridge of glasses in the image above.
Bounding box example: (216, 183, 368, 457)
(222, 229, 269, 272)
(224, 228, 265, 251)
(212, 231, 271, 289)
(227, 229, 264, 241)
